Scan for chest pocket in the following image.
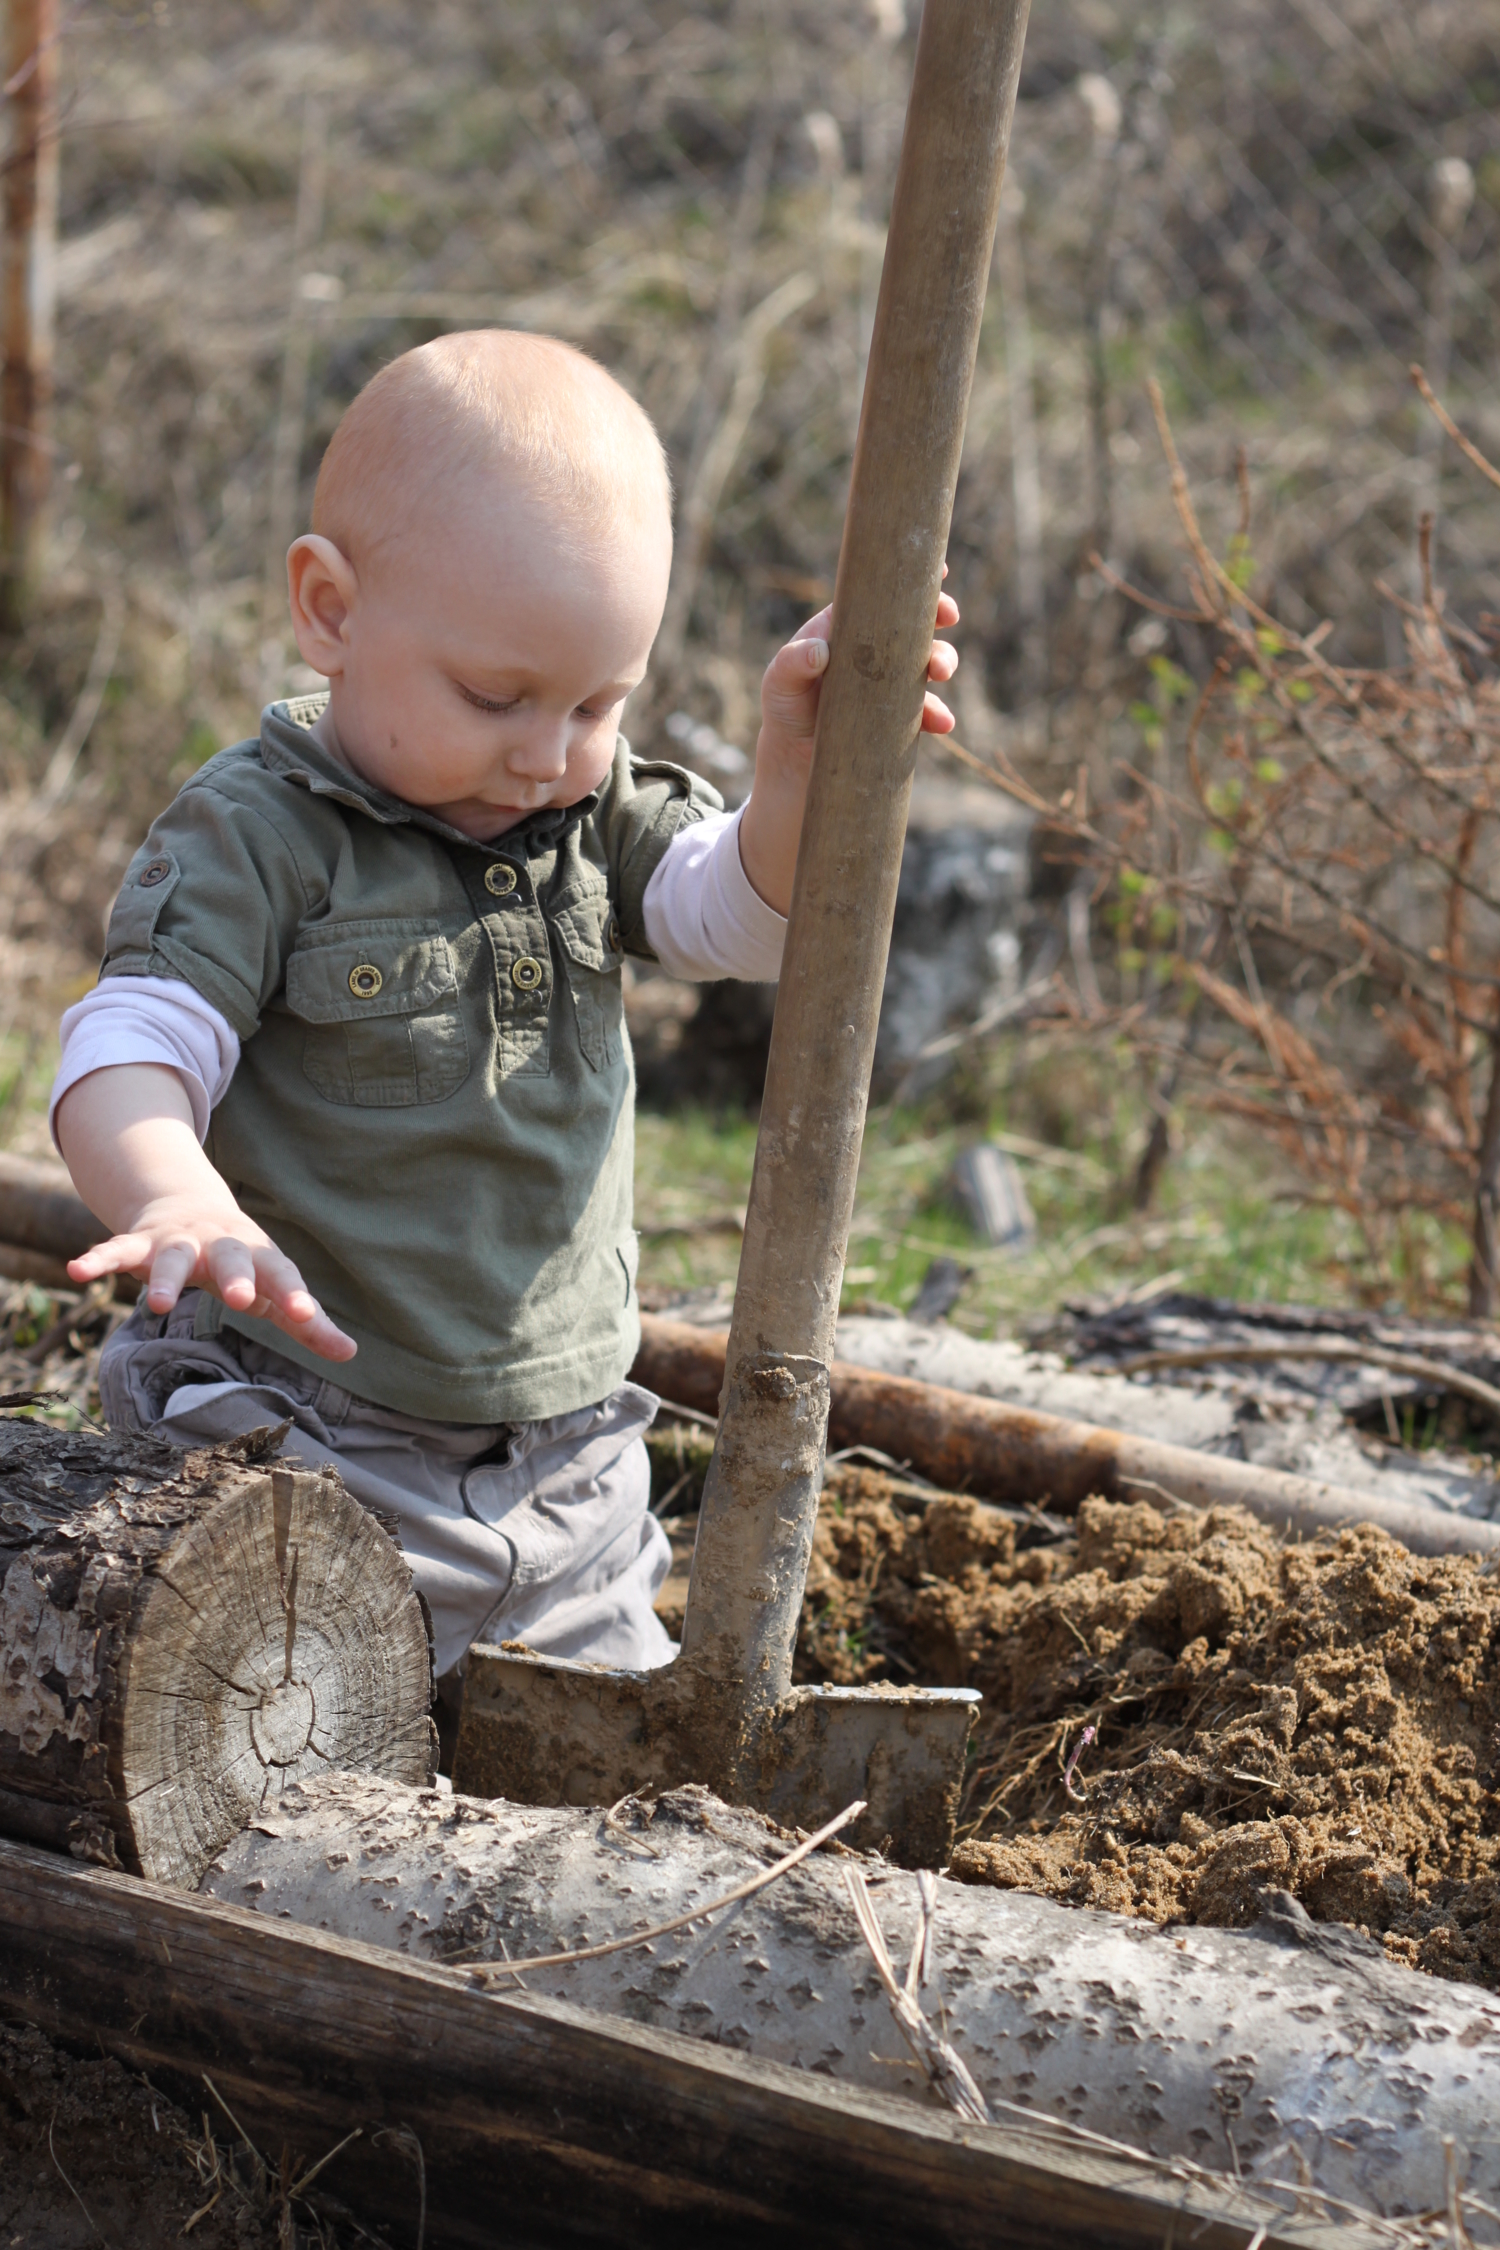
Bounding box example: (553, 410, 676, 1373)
(551, 890, 624, 1072)
(286, 920, 470, 1107)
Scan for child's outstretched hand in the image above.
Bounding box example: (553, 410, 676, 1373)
(738, 578, 960, 916)
(56, 1063, 358, 1363)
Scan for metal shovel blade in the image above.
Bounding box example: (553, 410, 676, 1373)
(454, 1645, 977, 1870)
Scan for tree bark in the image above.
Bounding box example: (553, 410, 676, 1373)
(634, 1315, 1500, 1557)
(204, 1769, 1500, 2221)
(0, 1833, 1324, 2250)
(0, 1417, 434, 1883)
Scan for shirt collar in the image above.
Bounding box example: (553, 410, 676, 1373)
(258, 699, 600, 857)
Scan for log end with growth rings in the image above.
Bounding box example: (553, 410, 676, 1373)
(117, 1464, 435, 1887)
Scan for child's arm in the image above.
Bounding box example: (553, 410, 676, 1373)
(736, 584, 960, 916)
(56, 1064, 357, 1360)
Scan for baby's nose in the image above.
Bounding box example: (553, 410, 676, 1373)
(508, 719, 571, 779)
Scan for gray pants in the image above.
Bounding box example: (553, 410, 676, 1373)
(98, 1295, 674, 1680)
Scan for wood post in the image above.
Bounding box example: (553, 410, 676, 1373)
(0, 0, 58, 627)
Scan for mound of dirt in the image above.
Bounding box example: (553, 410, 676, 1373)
(796, 1480, 1500, 1985)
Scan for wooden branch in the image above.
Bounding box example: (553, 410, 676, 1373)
(633, 1317, 1500, 1557)
(0, 1151, 103, 1266)
(1111, 1338, 1500, 1418)
(0, 1828, 1341, 2250)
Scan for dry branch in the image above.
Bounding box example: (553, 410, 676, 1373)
(633, 1316, 1500, 1555)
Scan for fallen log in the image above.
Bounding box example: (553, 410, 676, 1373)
(0, 1416, 434, 1881)
(634, 1315, 1500, 1556)
(0, 1832, 1340, 2250)
(4, 1158, 1496, 1554)
(200, 1768, 1500, 2221)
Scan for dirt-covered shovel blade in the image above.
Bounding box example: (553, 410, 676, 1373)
(453, 0, 1034, 1867)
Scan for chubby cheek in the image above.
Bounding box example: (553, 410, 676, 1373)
(568, 723, 622, 796)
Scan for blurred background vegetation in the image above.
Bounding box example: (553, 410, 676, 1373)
(5, 0, 1500, 1327)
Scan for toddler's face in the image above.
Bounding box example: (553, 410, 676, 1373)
(289, 480, 672, 842)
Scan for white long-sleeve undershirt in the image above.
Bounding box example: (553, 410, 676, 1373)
(50, 804, 785, 1148)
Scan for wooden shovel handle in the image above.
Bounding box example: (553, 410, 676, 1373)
(682, 0, 1035, 1698)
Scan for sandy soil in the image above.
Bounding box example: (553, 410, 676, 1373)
(797, 1473, 1500, 1984)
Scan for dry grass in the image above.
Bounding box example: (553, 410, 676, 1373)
(5, 0, 1500, 1147)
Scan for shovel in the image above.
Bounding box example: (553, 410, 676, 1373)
(454, 0, 1034, 1867)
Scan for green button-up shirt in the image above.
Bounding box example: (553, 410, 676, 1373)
(100, 698, 718, 1423)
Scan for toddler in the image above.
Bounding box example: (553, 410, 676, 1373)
(52, 330, 957, 1688)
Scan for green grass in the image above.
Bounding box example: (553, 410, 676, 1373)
(7, 1017, 1468, 1330)
(634, 1032, 1467, 1331)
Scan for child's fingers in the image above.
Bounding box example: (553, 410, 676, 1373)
(205, 1234, 263, 1312)
(790, 603, 834, 644)
(250, 1245, 330, 1331)
(935, 592, 960, 628)
(761, 632, 829, 732)
(67, 1233, 154, 1286)
(249, 1291, 358, 1360)
(926, 639, 958, 683)
(144, 1239, 202, 1313)
(272, 1304, 359, 1361)
(767, 633, 828, 679)
(919, 689, 955, 735)
(245, 1244, 358, 1360)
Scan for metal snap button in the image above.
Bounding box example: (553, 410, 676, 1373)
(348, 962, 384, 999)
(606, 915, 622, 952)
(484, 863, 518, 896)
(511, 955, 545, 993)
(140, 858, 171, 888)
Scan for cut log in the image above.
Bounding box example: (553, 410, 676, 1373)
(203, 1769, 1500, 2221)
(0, 1416, 434, 1882)
(0, 1832, 1334, 2250)
(633, 1315, 1500, 1556)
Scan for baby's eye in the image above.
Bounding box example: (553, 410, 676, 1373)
(457, 684, 520, 715)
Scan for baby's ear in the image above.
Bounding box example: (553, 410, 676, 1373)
(287, 534, 358, 672)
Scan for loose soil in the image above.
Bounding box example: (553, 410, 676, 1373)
(0, 2020, 280, 2249)
(791, 1473, 1500, 1986)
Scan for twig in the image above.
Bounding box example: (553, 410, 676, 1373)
(1110, 1339, 1500, 1420)
(1445, 2135, 1476, 2250)
(842, 1865, 992, 2124)
(466, 1798, 866, 1981)
(1062, 1722, 1098, 1802)
(202, 2072, 270, 2183)
(373, 2125, 426, 2250)
(1410, 365, 1500, 496)
(48, 2109, 103, 2241)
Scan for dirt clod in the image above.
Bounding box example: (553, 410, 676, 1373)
(797, 1482, 1500, 1985)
